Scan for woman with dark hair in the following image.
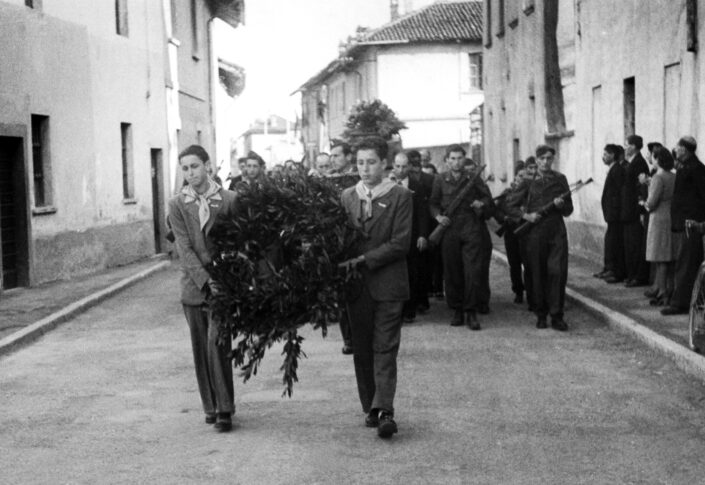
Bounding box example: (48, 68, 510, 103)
(643, 146, 676, 305)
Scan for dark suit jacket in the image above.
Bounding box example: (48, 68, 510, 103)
(168, 188, 237, 305)
(341, 184, 412, 302)
(601, 162, 625, 223)
(671, 154, 705, 231)
(620, 153, 649, 222)
(406, 177, 431, 246)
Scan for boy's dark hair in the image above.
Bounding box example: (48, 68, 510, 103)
(603, 144, 620, 159)
(179, 145, 209, 163)
(355, 136, 388, 160)
(524, 156, 537, 167)
(646, 142, 663, 154)
(626, 134, 644, 150)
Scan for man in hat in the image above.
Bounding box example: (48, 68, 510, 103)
(507, 145, 573, 330)
(429, 144, 494, 330)
(661, 136, 705, 315)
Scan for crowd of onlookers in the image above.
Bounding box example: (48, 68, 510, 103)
(595, 135, 705, 316)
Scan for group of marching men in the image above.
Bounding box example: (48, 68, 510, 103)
(167, 138, 574, 438)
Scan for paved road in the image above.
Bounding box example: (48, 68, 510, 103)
(3, 264, 705, 484)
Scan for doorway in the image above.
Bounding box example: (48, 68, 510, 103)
(0, 136, 30, 289)
(150, 148, 165, 253)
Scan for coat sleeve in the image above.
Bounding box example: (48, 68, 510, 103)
(363, 189, 412, 270)
(505, 179, 530, 220)
(429, 176, 443, 219)
(168, 197, 210, 291)
(558, 174, 574, 217)
(475, 178, 495, 219)
(645, 173, 664, 212)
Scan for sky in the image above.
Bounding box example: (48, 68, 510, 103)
(216, 0, 436, 125)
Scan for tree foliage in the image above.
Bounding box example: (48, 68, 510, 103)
(342, 99, 407, 141)
(207, 174, 361, 397)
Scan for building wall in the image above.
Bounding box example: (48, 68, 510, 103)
(483, 0, 705, 261)
(0, 0, 168, 284)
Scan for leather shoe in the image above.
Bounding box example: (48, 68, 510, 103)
(625, 279, 649, 288)
(604, 276, 624, 284)
(513, 293, 524, 304)
(450, 310, 464, 326)
(205, 413, 217, 424)
(593, 269, 609, 278)
(377, 411, 398, 438)
(644, 288, 659, 298)
(466, 311, 481, 331)
(365, 411, 379, 428)
(214, 412, 233, 432)
(536, 317, 547, 329)
(341, 344, 353, 355)
(599, 271, 615, 280)
(551, 318, 568, 331)
(660, 306, 688, 316)
(402, 314, 415, 323)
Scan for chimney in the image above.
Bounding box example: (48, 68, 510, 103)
(390, 0, 399, 20)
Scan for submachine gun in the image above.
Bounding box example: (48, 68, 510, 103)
(428, 165, 486, 246)
(513, 177, 593, 237)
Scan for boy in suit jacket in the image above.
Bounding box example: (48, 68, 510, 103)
(598, 144, 626, 282)
(340, 137, 412, 439)
(168, 145, 237, 432)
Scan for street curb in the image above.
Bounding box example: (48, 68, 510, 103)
(492, 249, 705, 382)
(0, 258, 171, 357)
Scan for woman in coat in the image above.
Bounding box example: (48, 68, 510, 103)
(643, 146, 676, 305)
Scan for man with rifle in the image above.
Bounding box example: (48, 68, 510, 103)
(429, 144, 494, 330)
(507, 145, 573, 331)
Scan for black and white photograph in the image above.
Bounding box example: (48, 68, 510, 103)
(2, 0, 705, 483)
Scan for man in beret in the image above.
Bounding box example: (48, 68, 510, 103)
(507, 145, 573, 330)
(662, 136, 705, 315)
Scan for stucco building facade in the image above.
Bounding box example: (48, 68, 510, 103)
(483, 0, 704, 260)
(0, 0, 243, 289)
(297, 1, 485, 167)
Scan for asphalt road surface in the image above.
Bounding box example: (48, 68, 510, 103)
(2, 264, 705, 484)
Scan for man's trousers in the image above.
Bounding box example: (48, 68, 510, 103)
(504, 229, 525, 296)
(441, 222, 491, 312)
(525, 218, 568, 319)
(604, 221, 625, 279)
(182, 304, 234, 415)
(670, 231, 704, 309)
(346, 286, 403, 415)
(623, 220, 648, 282)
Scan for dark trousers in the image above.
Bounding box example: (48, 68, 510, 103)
(416, 248, 431, 308)
(182, 304, 234, 415)
(441, 222, 490, 311)
(346, 286, 403, 414)
(671, 231, 705, 308)
(623, 220, 648, 282)
(525, 218, 568, 319)
(403, 246, 421, 318)
(604, 221, 625, 278)
(339, 309, 352, 347)
(479, 231, 493, 306)
(429, 244, 444, 294)
(504, 229, 525, 295)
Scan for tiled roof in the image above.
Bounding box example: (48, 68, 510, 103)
(361, 1, 482, 44)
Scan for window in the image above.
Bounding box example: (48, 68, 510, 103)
(115, 0, 129, 37)
(469, 53, 483, 90)
(120, 123, 134, 200)
(623, 77, 635, 138)
(31, 115, 51, 207)
(25, 0, 34, 7)
(484, 0, 492, 47)
(190, 0, 200, 58)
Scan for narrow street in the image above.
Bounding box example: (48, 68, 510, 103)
(3, 263, 705, 484)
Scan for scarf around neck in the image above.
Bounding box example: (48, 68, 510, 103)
(355, 179, 397, 220)
(181, 179, 222, 230)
